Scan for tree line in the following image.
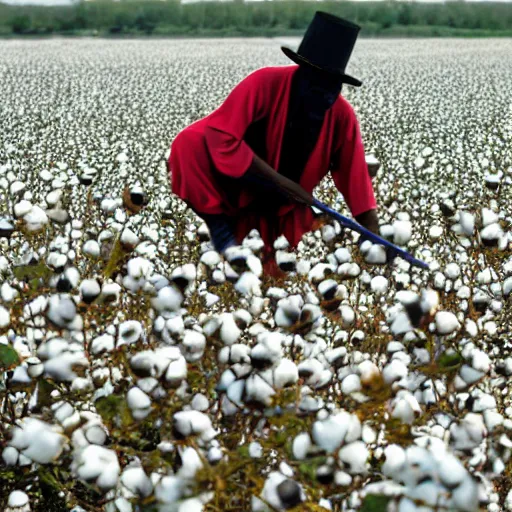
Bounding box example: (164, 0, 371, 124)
(1, 0, 512, 37)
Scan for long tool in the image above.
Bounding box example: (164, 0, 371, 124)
(312, 199, 429, 270)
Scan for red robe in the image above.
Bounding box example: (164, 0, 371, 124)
(168, 65, 376, 249)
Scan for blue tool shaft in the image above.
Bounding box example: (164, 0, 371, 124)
(312, 199, 429, 270)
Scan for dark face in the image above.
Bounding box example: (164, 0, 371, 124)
(295, 65, 343, 119)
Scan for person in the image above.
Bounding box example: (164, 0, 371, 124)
(168, 11, 379, 271)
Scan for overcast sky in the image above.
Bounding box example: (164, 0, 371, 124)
(2, 0, 511, 5)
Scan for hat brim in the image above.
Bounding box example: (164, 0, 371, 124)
(281, 46, 362, 87)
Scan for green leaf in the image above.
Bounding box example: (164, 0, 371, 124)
(95, 394, 133, 427)
(438, 351, 463, 370)
(360, 495, 391, 512)
(0, 344, 20, 370)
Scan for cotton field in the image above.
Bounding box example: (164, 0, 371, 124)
(0, 37, 512, 512)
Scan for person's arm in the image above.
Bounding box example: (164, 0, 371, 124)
(331, 103, 380, 235)
(243, 152, 315, 206)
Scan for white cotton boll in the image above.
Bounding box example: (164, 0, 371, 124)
(9, 418, 66, 464)
(219, 313, 241, 345)
(433, 272, 446, 290)
(249, 441, 263, 459)
(154, 475, 185, 504)
(177, 446, 204, 479)
(0, 306, 10, 328)
(120, 228, 140, 249)
(393, 220, 412, 245)
(482, 208, 499, 227)
(312, 411, 351, 453)
(503, 277, 512, 297)
(358, 361, 380, 386)
(127, 387, 151, 410)
(235, 272, 261, 296)
(370, 276, 388, 295)
(338, 441, 368, 474)
(292, 433, 311, 460)
(365, 244, 387, 265)
(390, 391, 421, 425)
(340, 305, 356, 327)
(165, 358, 187, 387)
(151, 286, 183, 314)
(273, 359, 299, 388)
(383, 359, 408, 385)
(73, 445, 120, 491)
(245, 374, 275, 405)
(382, 444, 406, 477)
(334, 248, 352, 263)
(91, 334, 115, 355)
(7, 490, 30, 511)
(480, 223, 503, 244)
(174, 411, 216, 442)
(246, 254, 263, 277)
(450, 474, 479, 512)
(80, 279, 101, 304)
(341, 374, 362, 395)
(477, 268, 493, 285)
(191, 394, 209, 412)
(117, 320, 144, 347)
(435, 311, 460, 334)
(121, 467, 153, 498)
(437, 453, 467, 489)
(380, 224, 394, 240)
(471, 350, 490, 373)
(444, 263, 461, 279)
(429, 225, 443, 239)
(83, 240, 100, 258)
(24, 206, 48, 230)
(322, 224, 336, 243)
(459, 211, 475, 236)
(181, 330, 206, 362)
(3, 447, 19, 466)
(14, 200, 33, 218)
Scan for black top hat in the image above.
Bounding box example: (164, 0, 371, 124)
(281, 11, 362, 87)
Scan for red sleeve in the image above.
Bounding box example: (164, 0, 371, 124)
(331, 103, 377, 217)
(204, 69, 267, 178)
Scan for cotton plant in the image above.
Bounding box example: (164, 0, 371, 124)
(1, 37, 512, 512)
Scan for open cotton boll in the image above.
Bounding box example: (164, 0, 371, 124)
(292, 433, 312, 460)
(127, 387, 152, 419)
(80, 279, 101, 304)
(8, 418, 66, 464)
(180, 330, 206, 362)
(117, 320, 144, 347)
(392, 220, 412, 245)
(151, 285, 183, 314)
(83, 240, 100, 259)
(24, 205, 48, 231)
(338, 441, 369, 475)
(219, 313, 242, 345)
(120, 467, 153, 498)
(90, 333, 115, 355)
(6, 490, 30, 512)
(235, 272, 262, 297)
(0, 306, 10, 328)
(435, 311, 460, 334)
(173, 410, 217, 442)
(365, 244, 387, 264)
(273, 359, 299, 388)
(245, 373, 276, 405)
(370, 276, 388, 295)
(312, 411, 352, 453)
(72, 444, 120, 491)
(390, 390, 422, 425)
